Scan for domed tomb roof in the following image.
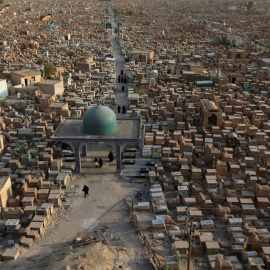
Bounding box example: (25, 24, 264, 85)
(203, 99, 218, 110)
(83, 105, 116, 135)
(81, 58, 91, 64)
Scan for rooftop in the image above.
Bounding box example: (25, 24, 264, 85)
(11, 69, 41, 77)
(39, 80, 63, 85)
(261, 58, 270, 64)
(52, 118, 141, 141)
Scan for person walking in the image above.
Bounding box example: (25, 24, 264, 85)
(82, 185, 89, 197)
(121, 70, 123, 75)
(117, 105, 121, 113)
(108, 151, 114, 162)
(122, 106, 126, 114)
(95, 157, 98, 168)
(99, 158, 103, 168)
(122, 85, 125, 92)
(118, 75, 121, 83)
(124, 77, 127, 84)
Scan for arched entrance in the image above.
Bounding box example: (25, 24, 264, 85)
(208, 114, 217, 126)
(54, 141, 76, 170)
(80, 142, 116, 172)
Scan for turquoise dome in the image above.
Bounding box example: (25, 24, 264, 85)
(83, 105, 116, 135)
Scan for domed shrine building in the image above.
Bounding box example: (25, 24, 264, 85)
(52, 105, 142, 172)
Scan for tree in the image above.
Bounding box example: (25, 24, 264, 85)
(223, 38, 230, 46)
(246, 1, 254, 11)
(36, 57, 45, 65)
(44, 62, 54, 78)
(218, 38, 230, 46)
(250, 34, 256, 42)
(0, 0, 4, 4)
(134, 86, 145, 97)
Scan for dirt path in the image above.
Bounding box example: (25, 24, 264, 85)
(111, 9, 129, 112)
(2, 144, 154, 270)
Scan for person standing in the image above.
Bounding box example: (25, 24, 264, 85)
(95, 157, 98, 168)
(145, 113, 149, 123)
(99, 158, 103, 168)
(117, 105, 121, 113)
(124, 77, 127, 84)
(82, 185, 89, 197)
(122, 85, 125, 92)
(108, 151, 114, 162)
(122, 106, 126, 114)
(121, 70, 123, 75)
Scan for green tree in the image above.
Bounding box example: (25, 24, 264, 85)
(223, 38, 230, 46)
(36, 57, 45, 65)
(250, 34, 256, 42)
(134, 86, 145, 97)
(246, 1, 254, 10)
(44, 62, 54, 78)
(0, 0, 4, 4)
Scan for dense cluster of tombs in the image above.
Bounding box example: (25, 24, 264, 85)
(113, 0, 270, 269)
(0, 0, 269, 269)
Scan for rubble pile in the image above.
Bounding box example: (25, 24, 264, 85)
(73, 226, 118, 247)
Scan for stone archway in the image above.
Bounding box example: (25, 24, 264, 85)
(60, 142, 74, 152)
(79, 142, 116, 171)
(54, 141, 76, 170)
(120, 142, 139, 171)
(208, 114, 217, 126)
(82, 142, 115, 153)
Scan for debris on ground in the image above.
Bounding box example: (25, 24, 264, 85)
(129, 184, 150, 203)
(72, 226, 118, 247)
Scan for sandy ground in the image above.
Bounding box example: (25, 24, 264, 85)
(2, 144, 155, 270)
